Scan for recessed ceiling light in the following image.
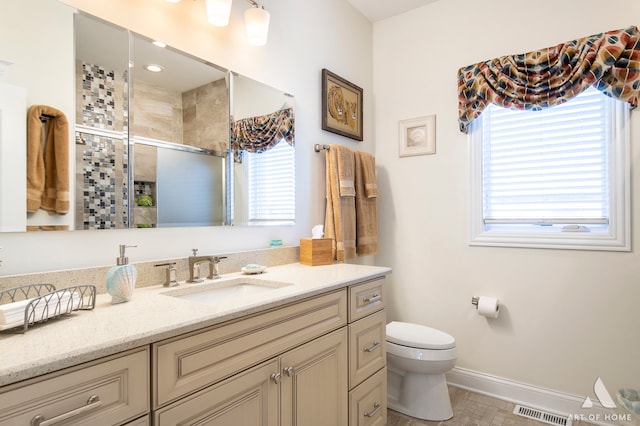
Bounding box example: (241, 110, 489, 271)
(152, 40, 167, 48)
(144, 64, 164, 73)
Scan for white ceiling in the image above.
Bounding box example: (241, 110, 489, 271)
(346, 0, 440, 22)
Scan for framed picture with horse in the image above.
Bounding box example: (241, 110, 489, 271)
(321, 68, 363, 141)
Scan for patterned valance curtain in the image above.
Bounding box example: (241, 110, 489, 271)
(457, 26, 640, 133)
(232, 107, 294, 155)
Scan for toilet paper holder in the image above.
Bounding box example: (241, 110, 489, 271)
(471, 296, 480, 307)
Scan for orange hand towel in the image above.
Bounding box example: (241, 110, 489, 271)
(27, 105, 70, 214)
(332, 144, 356, 197)
(359, 150, 379, 198)
(355, 151, 378, 256)
(324, 145, 356, 262)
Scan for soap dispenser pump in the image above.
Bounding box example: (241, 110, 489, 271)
(106, 244, 138, 304)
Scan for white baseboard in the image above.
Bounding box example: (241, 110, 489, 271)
(446, 367, 636, 426)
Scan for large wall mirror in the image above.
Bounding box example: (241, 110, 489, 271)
(0, 0, 295, 232)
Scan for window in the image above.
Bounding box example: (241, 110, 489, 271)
(245, 139, 295, 224)
(469, 87, 630, 251)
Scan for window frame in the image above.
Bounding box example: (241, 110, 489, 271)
(469, 92, 631, 251)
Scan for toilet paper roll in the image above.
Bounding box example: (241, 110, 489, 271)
(477, 296, 500, 319)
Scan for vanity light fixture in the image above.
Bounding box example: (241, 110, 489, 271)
(244, 1, 270, 46)
(205, 0, 233, 26)
(167, 0, 270, 45)
(144, 64, 164, 73)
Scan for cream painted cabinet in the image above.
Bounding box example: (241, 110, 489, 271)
(348, 277, 387, 426)
(281, 328, 348, 426)
(0, 348, 149, 425)
(154, 359, 280, 425)
(152, 290, 348, 425)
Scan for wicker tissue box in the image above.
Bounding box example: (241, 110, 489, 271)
(300, 238, 333, 266)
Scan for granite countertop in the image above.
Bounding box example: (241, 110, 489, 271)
(0, 262, 391, 387)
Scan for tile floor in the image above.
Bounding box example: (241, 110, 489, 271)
(386, 386, 593, 426)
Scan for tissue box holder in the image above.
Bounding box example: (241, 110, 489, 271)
(300, 238, 333, 266)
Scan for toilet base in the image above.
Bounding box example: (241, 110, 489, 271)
(387, 370, 453, 421)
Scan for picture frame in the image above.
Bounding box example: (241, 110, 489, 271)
(398, 114, 436, 157)
(321, 68, 363, 141)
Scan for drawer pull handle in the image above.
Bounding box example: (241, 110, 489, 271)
(364, 402, 382, 418)
(283, 366, 295, 377)
(363, 341, 381, 353)
(31, 394, 102, 426)
(363, 294, 381, 304)
(270, 372, 281, 384)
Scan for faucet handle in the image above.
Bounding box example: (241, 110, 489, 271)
(155, 262, 178, 287)
(213, 256, 227, 263)
(191, 248, 198, 256)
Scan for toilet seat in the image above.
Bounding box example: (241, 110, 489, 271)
(386, 321, 455, 350)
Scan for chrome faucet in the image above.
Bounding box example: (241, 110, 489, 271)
(187, 249, 227, 283)
(211, 255, 227, 279)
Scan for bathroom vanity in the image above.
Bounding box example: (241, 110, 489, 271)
(0, 263, 390, 425)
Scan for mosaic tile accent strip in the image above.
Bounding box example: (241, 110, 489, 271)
(81, 62, 117, 130)
(76, 132, 129, 230)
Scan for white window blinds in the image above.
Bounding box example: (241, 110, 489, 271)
(247, 140, 295, 223)
(481, 87, 609, 225)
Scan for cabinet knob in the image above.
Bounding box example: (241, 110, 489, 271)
(270, 372, 281, 384)
(283, 366, 295, 377)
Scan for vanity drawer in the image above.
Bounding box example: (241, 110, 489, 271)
(349, 367, 387, 426)
(349, 310, 386, 388)
(0, 347, 149, 425)
(153, 289, 347, 408)
(348, 277, 385, 322)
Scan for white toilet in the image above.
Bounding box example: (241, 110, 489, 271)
(386, 321, 458, 421)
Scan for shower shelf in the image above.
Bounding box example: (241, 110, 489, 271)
(0, 283, 96, 333)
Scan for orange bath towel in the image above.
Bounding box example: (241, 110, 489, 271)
(355, 151, 378, 256)
(324, 145, 356, 262)
(26, 105, 70, 214)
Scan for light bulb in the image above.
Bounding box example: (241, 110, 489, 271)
(244, 5, 270, 46)
(205, 0, 233, 26)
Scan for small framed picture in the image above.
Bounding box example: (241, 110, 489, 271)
(398, 114, 436, 157)
(321, 68, 363, 141)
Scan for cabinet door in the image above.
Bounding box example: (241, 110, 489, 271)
(280, 328, 348, 426)
(154, 359, 279, 426)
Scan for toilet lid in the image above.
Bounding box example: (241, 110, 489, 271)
(386, 321, 455, 350)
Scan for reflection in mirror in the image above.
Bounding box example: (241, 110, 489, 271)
(232, 74, 295, 226)
(73, 13, 229, 229)
(129, 32, 228, 228)
(74, 13, 130, 230)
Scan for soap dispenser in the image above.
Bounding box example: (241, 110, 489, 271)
(106, 244, 138, 304)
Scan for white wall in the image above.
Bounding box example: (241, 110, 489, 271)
(0, 0, 75, 230)
(0, 0, 373, 274)
(373, 0, 640, 398)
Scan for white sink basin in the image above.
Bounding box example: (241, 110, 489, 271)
(163, 278, 291, 305)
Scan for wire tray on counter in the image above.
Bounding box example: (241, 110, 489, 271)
(0, 284, 96, 333)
